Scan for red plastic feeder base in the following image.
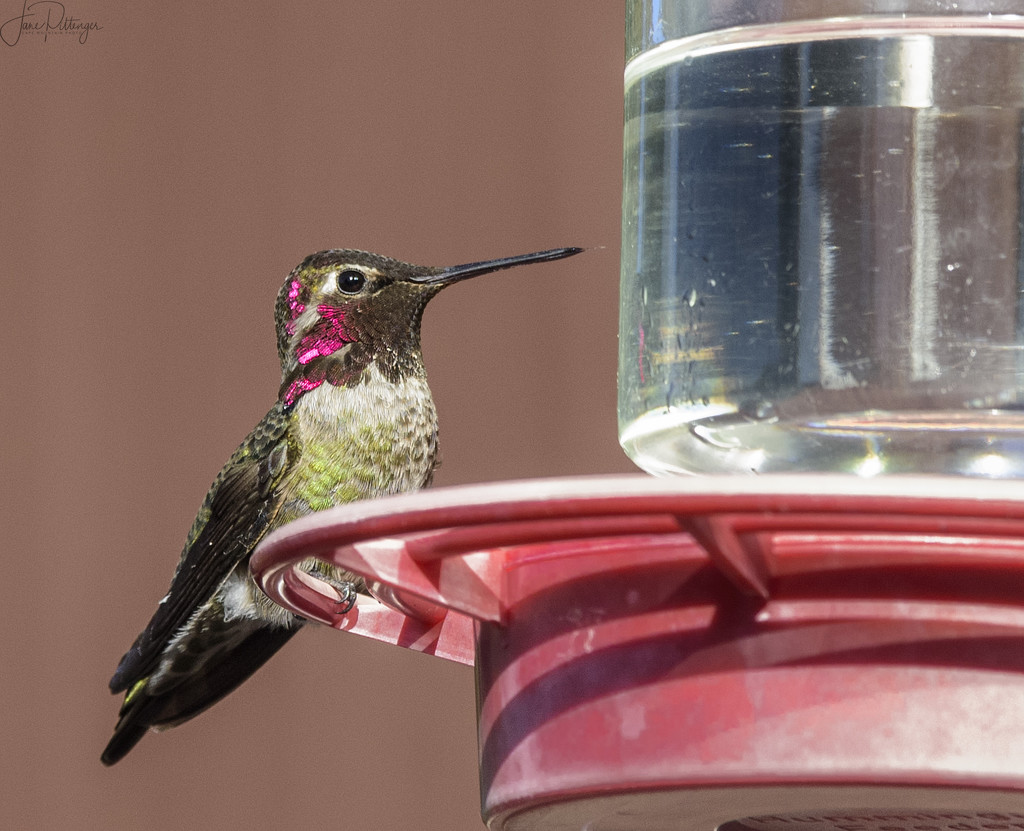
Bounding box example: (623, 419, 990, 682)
(251, 475, 1024, 830)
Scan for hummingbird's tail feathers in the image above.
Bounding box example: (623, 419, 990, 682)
(100, 695, 154, 766)
(101, 624, 299, 766)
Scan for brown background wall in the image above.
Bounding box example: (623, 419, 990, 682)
(0, 2, 631, 829)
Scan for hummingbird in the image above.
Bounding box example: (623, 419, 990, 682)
(101, 245, 582, 766)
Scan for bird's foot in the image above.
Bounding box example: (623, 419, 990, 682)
(316, 575, 358, 614)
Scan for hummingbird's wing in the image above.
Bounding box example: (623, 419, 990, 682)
(101, 404, 300, 765)
(108, 402, 294, 694)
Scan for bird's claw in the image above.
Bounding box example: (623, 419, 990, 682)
(318, 576, 357, 614)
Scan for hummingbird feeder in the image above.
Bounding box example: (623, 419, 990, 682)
(251, 474, 1024, 830)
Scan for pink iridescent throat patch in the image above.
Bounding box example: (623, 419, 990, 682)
(296, 305, 355, 365)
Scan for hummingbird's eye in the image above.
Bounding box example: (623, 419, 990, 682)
(337, 270, 366, 294)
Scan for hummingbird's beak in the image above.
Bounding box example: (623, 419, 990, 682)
(411, 246, 584, 286)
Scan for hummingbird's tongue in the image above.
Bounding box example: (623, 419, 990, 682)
(412, 247, 583, 286)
